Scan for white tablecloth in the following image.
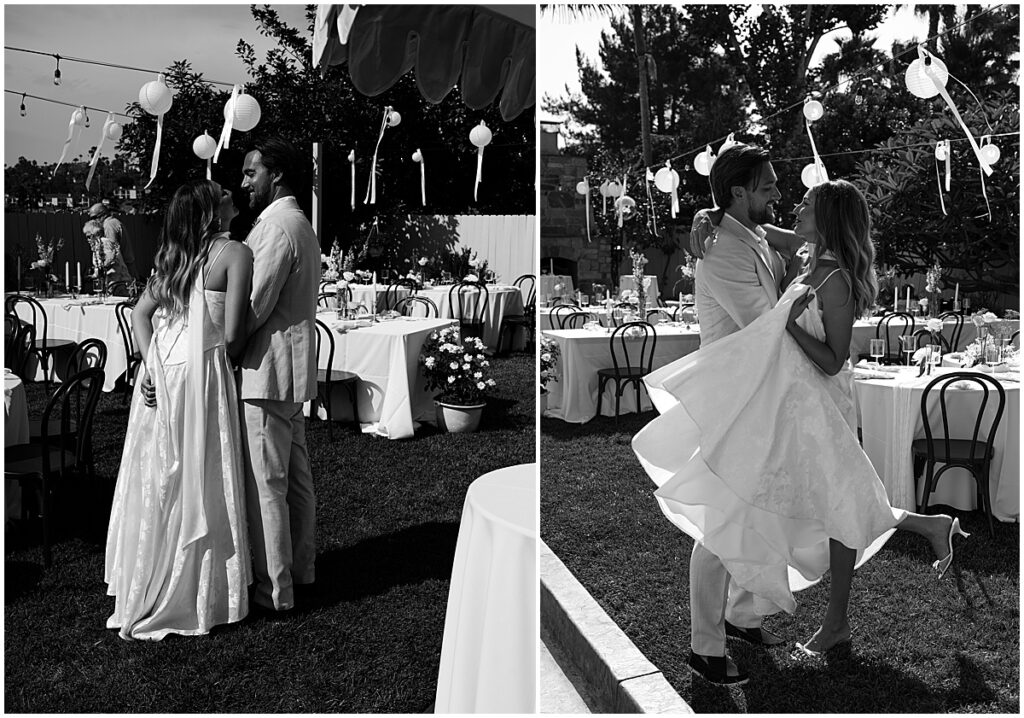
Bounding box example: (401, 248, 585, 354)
(419, 285, 525, 352)
(435, 463, 537, 714)
(13, 297, 126, 392)
(854, 367, 1019, 521)
(543, 325, 702, 423)
(313, 315, 456, 439)
(538, 275, 574, 304)
(322, 283, 410, 313)
(849, 318, 1019, 359)
(6, 371, 29, 522)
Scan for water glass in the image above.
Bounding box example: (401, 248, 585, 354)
(581, 295, 590, 308)
(928, 344, 942, 371)
(869, 339, 885, 366)
(899, 334, 916, 365)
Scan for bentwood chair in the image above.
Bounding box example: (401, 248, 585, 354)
(1011, 330, 1020, 348)
(114, 302, 140, 404)
(313, 319, 359, 437)
(384, 278, 419, 311)
(912, 328, 951, 353)
(559, 311, 592, 330)
(645, 308, 674, 325)
(551, 304, 582, 331)
(938, 311, 965, 352)
(394, 296, 439, 318)
(5, 294, 76, 393)
(449, 282, 489, 342)
(5, 315, 36, 379)
(596, 321, 657, 424)
(674, 303, 697, 325)
(858, 312, 915, 365)
(913, 372, 1006, 537)
(6, 367, 105, 567)
(496, 275, 537, 355)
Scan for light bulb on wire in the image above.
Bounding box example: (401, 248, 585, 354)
(53, 55, 62, 86)
(19, 93, 26, 117)
(84, 109, 90, 128)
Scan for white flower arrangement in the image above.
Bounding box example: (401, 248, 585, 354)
(464, 273, 479, 283)
(540, 336, 560, 395)
(420, 326, 496, 405)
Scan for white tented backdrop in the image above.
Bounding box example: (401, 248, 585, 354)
(444, 215, 536, 284)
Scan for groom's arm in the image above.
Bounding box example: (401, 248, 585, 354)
(246, 222, 294, 335)
(703, 239, 774, 329)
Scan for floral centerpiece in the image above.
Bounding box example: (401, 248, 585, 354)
(321, 240, 342, 283)
(924, 261, 944, 316)
(420, 326, 496, 432)
(31, 234, 63, 294)
(540, 336, 560, 396)
(675, 255, 696, 298)
(629, 247, 649, 309)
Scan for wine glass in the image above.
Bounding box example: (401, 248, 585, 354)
(581, 294, 590, 308)
(869, 339, 885, 367)
(899, 334, 916, 366)
(928, 344, 943, 373)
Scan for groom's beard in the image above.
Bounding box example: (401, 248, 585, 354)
(750, 202, 776, 226)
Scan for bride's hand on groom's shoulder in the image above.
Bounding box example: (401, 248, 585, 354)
(689, 208, 723, 259)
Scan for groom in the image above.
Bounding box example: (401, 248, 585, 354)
(687, 143, 795, 685)
(239, 136, 320, 613)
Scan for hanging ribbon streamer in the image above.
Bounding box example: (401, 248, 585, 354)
(214, 84, 240, 164)
(85, 113, 116, 189)
(348, 149, 356, 210)
(469, 121, 492, 203)
(934, 140, 951, 216)
(645, 168, 658, 237)
(617, 174, 628, 229)
(668, 161, 679, 217)
(365, 107, 391, 205)
(583, 180, 591, 243)
(53, 106, 86, 177)
(413, 149, 426, 206)
(978, 135, 993, 221)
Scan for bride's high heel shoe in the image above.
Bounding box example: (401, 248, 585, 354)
(933, 516, 969, 579)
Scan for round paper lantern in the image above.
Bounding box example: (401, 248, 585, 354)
(347, 149, 355, 162)
(599, 180, 611, 197)
(412, 149, 423, 163)
(694, 149, 715, 176)
(615, 195, 636, 219)
(388, 110, 402, 127)
(193, 132, 217, 160)
(139, 75, 173, 115)
(71, 109, 86, 126)
(606, 180, 623, 198)
(224, 93, 261, 132)
(105, 122, 123, 142)
(905, 55, 948, 99)
(576, 180, 589, 195)
(654, 167, 680, 193)
(803, 99, 824, 122)
(801, 162, 827, 189)
(980, 143, 1000, 165)
(469, 121, 492, 148)
(934, 142, 948, 161)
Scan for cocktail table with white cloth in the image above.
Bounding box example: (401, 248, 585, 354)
(419, 285, 525, 352)
(538, 275, 574, 304)
(435, 463, 537, 714)
(313, 314, 456, 439)
(853, 365, 1019, 521)
(12, 296, 127, 392)
(6, 370, 29, 524)
(542, 324, 702, 423)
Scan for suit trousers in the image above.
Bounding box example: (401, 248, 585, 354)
(241, 398, 316, 611)
(690, 542, 761, 656)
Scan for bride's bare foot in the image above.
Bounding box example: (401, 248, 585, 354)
(928, 515, 955, 562)
(796, 623, 851, 654)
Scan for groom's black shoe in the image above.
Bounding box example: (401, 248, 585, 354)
(725, 621, 785, 647)
(687, 651, 749, 686)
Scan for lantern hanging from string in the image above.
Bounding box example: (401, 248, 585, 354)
(644, 168, 659, 236)
(694, 146, 715, 176)
(979, 136, 1000, 165)
(934, 140, 951, 216)
(654, 162, 680, 218)
(469, 121, 492, 202)
(801, 162, 829, 189)
(138, 74, 174, 188)
(365, 106, 400, 205)
(803, 97, 824, 122)
(801, 95, 829, 189)
(53, 105, 88, 177)
(614, 195, 636, 224)
(412, 149, 426, 207)
(605, 179, 623, 198)
(85, 112, 122, 189)
(576, 178, 591, 243)
(192, 131, 218, 180)
(599, 180, 611, 213)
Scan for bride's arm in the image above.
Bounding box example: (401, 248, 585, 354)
(786, 273, 854, 376)
(224, 243, 255, 361)
(131, 287, 158, 406)
(762, 224, 804, 259)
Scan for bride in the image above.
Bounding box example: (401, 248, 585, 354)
(105, 179, 253, 640)
(633, 179, 965, 659)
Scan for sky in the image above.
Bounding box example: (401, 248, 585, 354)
(538, 4, 933, 117)
(4, 3, 309, 164)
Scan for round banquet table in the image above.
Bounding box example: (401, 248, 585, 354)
(419, 285, 525, 352)
(5, 370, 29, 524)
(434, 463, 537, 714)
(853, 366, 1019, 521)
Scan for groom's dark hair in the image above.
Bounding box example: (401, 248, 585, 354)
(710, 143, 772, 209)
(250, 136, 307, 195)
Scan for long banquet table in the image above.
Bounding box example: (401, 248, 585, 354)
(543, 324, 701, 423)
(435, 463, 537, 714)
(312, 314, 456, 439)
(418, 285, 525, 352)
(853, 365, 1019, 521)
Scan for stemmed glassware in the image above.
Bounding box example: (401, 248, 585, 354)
(869, 339, 885, 367)
(899, 334, 916, 366)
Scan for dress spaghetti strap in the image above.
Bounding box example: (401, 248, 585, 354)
(203, 241, 231, 288)
(814, 267, 845, 291)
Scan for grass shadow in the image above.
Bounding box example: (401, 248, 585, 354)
(4, 560, 44, 602)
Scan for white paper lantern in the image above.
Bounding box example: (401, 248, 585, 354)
(224, 93, 261, 132)
(470, 121, 493, 148)
(71, 109, 86, 126)
(935, 142, 948, 161)
(347, 149, 355, 163)
(980, 143, 1000, 165)
(694, 149, 715, 176)
(139, 75, 173, 115)
(193, 132, 217, 160)
(654, 167, 680, 193)
(412, 149, 423, 163)
(576, 180, 589, 195)
(801, 162, 828, 189)
(905, 55, 949, 99)
(599, 180, 611, 197)
(803, 99, 824, 122)
(105, 122, 123, 142)
(388, 110, 402, 127)
(606, 180, 623, 198)
(615, 195, 636, 218)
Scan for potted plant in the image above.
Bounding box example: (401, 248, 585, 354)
(540, 336, 560, 415)
(420, 326, 496, 432)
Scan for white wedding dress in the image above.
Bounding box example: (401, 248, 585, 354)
(633, 276, 906, 616)
(105, 255, 251, 640)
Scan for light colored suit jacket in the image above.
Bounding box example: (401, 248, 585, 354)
(240, 196, 319, 403)
(695, 214, 785, 346)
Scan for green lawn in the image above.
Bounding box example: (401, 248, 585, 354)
(541, 411, 1019, 714)
(5, 353, 535, 713)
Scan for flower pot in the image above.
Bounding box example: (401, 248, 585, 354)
(435, 400, 485, 433)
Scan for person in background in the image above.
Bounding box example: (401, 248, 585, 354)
(89, 202, 137, 279)
(83, 219, 132, 295)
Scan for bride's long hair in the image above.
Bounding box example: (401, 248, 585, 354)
(149, 180, 220, 318)
(812, 180, 877, 318)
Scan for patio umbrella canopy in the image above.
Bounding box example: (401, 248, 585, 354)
(313, 4, 535, 121)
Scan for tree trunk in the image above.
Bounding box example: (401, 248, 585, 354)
(631, 5, 653, 168)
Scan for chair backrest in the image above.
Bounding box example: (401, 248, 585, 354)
(67, 338, 108, 377)
(385, 279, 419, 311)
(550, 298, 580, 309)
(314, 318, 334, 386)
(608, 321, 657, 376)
(920, 372, 1006, 467)
(449, 282, 489, 335)
(646, 309, 673, 325)
(912, 328, 950, 353)
(560, 311, 591, 330)
(38, 366, 105, 475)
(1012, 330, 1020, 348)
(317, 292, 334, 310)
(551, 304, 579, 329)
(513, 274, 536, 309)
(107, 280, 131, 297)
(114, 301, 136, 367)
(672, 279, 691, 298)
(5, 316, 35, 378)
(877, 312, 915, 359)
(673, 303, 697, 323)
(6, 294, 48, 346)
(394, 296, 439, 318)
(937, 311, 964, 351)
